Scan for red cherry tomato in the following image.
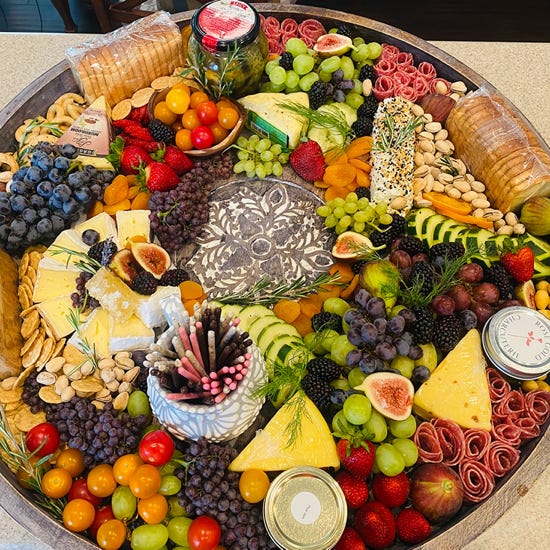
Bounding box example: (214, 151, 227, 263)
(187, 516, 221, 550)
(25, 422, 60, 457)
(89, 505, 115, 539)
(196, 100, 218, 125)
(191, 125, 215, 149)
(138, 430, 175, 467)
(68, 477, 102, 507)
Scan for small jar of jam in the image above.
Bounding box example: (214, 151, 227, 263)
(188, 0, 268, 99)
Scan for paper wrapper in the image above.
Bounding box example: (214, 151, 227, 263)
(66, 11, 185, 107)
(446, 86, 550, 213)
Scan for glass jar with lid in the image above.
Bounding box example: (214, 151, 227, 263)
(187, 0, 268, 99)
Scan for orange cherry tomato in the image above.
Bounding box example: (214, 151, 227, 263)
(113, 453, 144, 486)
(137, 492, 169, 524)
(189, 90, 209, 109)
(216, 99, 234, 111)
(196, 100, 219, 125)
(56, 448, 85, 478)
(129, 463, 162, 499)
(154, 101, 178, 125)
(41, 467, 73, 498)
(17, 455, 50, 490)
(175, 129, 193, 151)
(96, 519, 127, 550)
(182, 108, 201, 130)
(166, 87, 191, 115)
(238, 469, 270, 503)
(63, 498, 96, 532)
(218, 107, 240, 130)
(209, 122, 229, 145)
(172, 119, 184, 132)
(87, 464, 117, 498)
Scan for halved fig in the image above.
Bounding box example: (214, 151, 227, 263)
(313, 33, 353, 57)
(130, 242, 171, 279)
(109, 249, 140, 285)
(332, 231, 384, 260)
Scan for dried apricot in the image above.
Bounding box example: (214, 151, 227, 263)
(103, 175, 129, 206)
(273, 300, 301, 324)
(323, 164, 357, 187)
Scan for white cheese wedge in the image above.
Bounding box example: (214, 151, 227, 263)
(135, 286, 181, 328)
(116, 209, 151, 249)
(42, 229, 90, 268)
(68, 307, 111, 359)
(109, 314, 155, 353)
(75, 212, 118, 246)
(33, 267, 80, 303)
(37, 295, 79, 340)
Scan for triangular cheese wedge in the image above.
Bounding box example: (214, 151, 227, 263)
(229, 393, 339, 471)
(413, 329, 492, 431)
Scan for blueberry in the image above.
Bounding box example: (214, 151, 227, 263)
(26, 226, 40, 244)
(12, 166, 29, 181)
(52, 183, 72, 203)
(59, 144, 77, 158)
(10, 194, 30, 213)
(37, 207, 51, 219)
(74, 187, 92, 204)
(67, 171, 86, 187)
(9, 180, 27, 195)
(0, 224, 9, 241)
(0, 194, 11, 214)
(48, 168, 64, 184)
(81, 229, 100, 246)
(54, 156, 71, 171)
(51, 215, 65, 233)
(98, 170, 115, 184)
(90, 183, 103, 200)
(48, 195, 63, 210)
(36, 180, 54, 198)
(22, 207, 38, 224)
(62, 197, 79, 216)
(24, 166, 44, 185)
(36, 217, 53, 234)
(29, 194, 45, 208)
(9, 217, 27, 237)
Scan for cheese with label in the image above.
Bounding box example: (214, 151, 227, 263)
(37, 295, 79, 340)
(413, 329, 492, 431)
(56, 96, 114, 170)
(237, 92, 309, 149)
(110, 314, 154, 353)
(75, 212, 118, 245)
(33, 266, 80, 303)
(116, 209, 151, 248)
(136, 286, 181, 328)
(42, 229, 90, 268)
(68, 307, 111, 359)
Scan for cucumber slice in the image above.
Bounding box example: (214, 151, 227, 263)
(407, 207, 436, 238)
(264, 335, 306, 376)
(423, 214, 447, 246)
(257, 322, 301, 353)
(220, 304, 244, 322)
(438, 218, 461, 242)
(238, 305, 275, 331)
(248, 316, 285, 344)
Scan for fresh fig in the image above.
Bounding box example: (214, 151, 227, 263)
(354, 372, 414, 421)
(410, 463, 464, 524)
(514, 279, 536, 308)
(418, 93, 456, 123)
(109, 249, 140, 285)
(332, 231, 384, 260)
(520, 196, 550, 236)
(360, 259, 401, 312)
(313, 33, 353, 57)
(130, 242, 171, 279)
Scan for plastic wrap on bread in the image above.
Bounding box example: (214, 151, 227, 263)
(446, 87, 550, 213)
(65, 11, 185, 107)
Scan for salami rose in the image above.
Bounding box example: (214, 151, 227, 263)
(483, 441, 520, 477)
(373, 75, 395, 100)
(493, 390, 526, 420)
(431, 419, 466, 466)
(486, 367, 511, 402)
(459, 460, 495, 504)
(524, 390, 550, 424)
(414, 421, 443, 463)
(464, 428, 492, 460)
(491, 423, 522, 448)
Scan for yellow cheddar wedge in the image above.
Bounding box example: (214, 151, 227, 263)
(229, 393, 339, 472)
(68, 307, 111, 359)
(413, 329, 492, 431)
(33, 267, 80, 303)
(37, 295, 79, 340)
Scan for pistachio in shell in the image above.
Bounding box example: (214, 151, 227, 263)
(130, 242, 171, 279)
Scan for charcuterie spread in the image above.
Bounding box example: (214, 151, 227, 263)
(1, 3, 550, 550)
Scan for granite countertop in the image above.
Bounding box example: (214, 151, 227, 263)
(0, 31, 549, 550)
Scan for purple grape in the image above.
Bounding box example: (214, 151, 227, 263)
(355, 288, 372, 308)
(347, 328, 363, 346)
(359, 352, 377, 374)
(360, 322, 378, 346)
(366, 297, 386, 318)
(344, 308, 360, 324)
(411, 365, 431, 388)
(408, 344, 423, 360)
(375, 341, 397, 361)
(374, 317, 387, 334)
(387, 315, 406, 334)
(346, 349, 363, 367)
(394, 338, 410, 356)
(460, 309, 478, 330)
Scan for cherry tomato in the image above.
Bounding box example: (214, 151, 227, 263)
(216, 99, 234, 111)
(217, 107, 240, 130)
(238, 469, 270, 503)
(96, 519, 127, 550)
(87, 464, 117, 498)
(17, 454, 50, 490)
(138, 430, 175, 467)
(113, 453, 144, 486)
(172, 119, 184, 132)
(209, 122, 229, 145)
(166, 87, 191, 115)
(137, 492, 169, 524)
(196, 100, 218, 125)
(129, 463, 162, 499)
(25, 422, 60, 457)
(68, 477, 102, 506)
(89, 505, 115, 539)
(187, 516, 221, 550)
(182, 108, 201, 130)
(175, 128, 193, 151)
(189, 90, 209, 109)
(56, 447, 85, 477)
(63, 498, 96, 532)
(41, 467, 73, 498)
(191, 126, 215, 150)
(153, 100, 178, 125)
(172, 81, 191, 94)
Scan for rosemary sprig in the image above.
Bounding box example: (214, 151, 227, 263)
(374, 113, 425, 152)
(48, 245, 101, 274)
(215, 272, 342, 306)
(66, 306, 99, 372)
(438, 155, 459, 176)
(17, 118, 63, 165)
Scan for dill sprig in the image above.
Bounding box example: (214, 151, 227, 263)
(66, 307, 99, 373)
(48, 245, 101, 274)
(374, 113, 425, 152)
(215, 272, 342, 306)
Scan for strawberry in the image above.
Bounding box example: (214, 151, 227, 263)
(155, 145, 194, 175)
(336, 438, 376, 479)
(141, 161, 180, 192)
(372, 471, 411, 508)
(500, 242, 535, 282)
(335, 470, 369, 509)
(289, 139, 325, 182)
(107, 136, 152, 174)
(396, 507, 431, 544)
(128, 105, 150, 126)
(333, 527, 366, 550)
(354, 501, 396, 549)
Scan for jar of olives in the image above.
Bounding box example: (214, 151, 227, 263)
(188, 0, 268, 99)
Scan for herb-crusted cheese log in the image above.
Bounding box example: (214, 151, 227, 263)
(370, 96, 416, 214)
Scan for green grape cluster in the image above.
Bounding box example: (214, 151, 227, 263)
(232, 134, 289, 178)
(316, 192, 393, 235)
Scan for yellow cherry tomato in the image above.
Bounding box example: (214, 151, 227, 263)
(238, 469, 270, 503)
(63, 498, 96, 532)
(189, 90, 209, 109)
(165, 87, 191, 115)
(137, 492, 169, 524)
(56, 447, 85, 478)
(154, 100, 178, 125)
(41, 467, 73, 498)
(113, 453, 144, 486)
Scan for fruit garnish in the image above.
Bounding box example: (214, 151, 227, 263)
(289, 139, 325, 182)
(500, 239, 535, 282)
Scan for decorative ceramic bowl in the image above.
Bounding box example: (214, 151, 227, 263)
(147, 343, 267, 442)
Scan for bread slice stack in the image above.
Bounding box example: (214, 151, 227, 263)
(446, 88, 550, 213)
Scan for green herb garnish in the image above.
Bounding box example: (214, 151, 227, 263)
(66, 306, 99, 373)
(48, 245, 101, 274)
(373, 113, 425, 152)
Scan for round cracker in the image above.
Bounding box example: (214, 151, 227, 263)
(39, 386, 62, 405)
(20, 327, 42, 356)
(112, 99, 132, 121)
(131, 87, 155, 108)
(18, 285, 31, 310)
(0, 386, 23, 404)
(18, 254, 29, 279)
(151, 75, 173, 90)
(36, 337, 56, 368)
(14, 364, 37, 388)
(20, 309, 40, 340)
(22, 337, 43, 368)
(14, 407, 47, 432)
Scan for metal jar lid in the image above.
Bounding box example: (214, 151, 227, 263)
(263, 466, 347, 550)
(482, 306, 550, 380)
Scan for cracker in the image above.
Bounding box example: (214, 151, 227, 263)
(14, 407, 47, 432)
(36, 337, 56, 368)
(20, 309, 40, 340)
(22, 338, 43, 369)
(18, 254, 29, 279)
(71, 378, 104, 393)
(39, 386, 62, 404)
(20, 328, 42, 356)
(112, 99, 132, 121)
(0, 386, 23, 404)
(14, 364, 37, 388)
(151, 75, 173, 90)
(28, 250, 42, 270)
(131, 87, 155, 108)
(18, 285, 31, 310)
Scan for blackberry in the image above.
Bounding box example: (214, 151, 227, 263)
(429, 242, 466, 268)
(398, 235, 427, 257)
(411, 306, 435, 344)
(433, 314, 464, 354)
(133, 271, 158, 295)
(311, 311, 342, 333)
(485, 262, 514, 300)
(359, 64, 377, 83)
(352, 259, 368, 275)
(336, 23, 352, 38)
(88, 237, 117, 266)
(159, 268, 189, 286)
(301, 373, 333, 412)
(308, 81, 329, 110)
(370, 213, 406, 251)
(356, 95, 378, 119)
(279, 51, 294, 71)
(148, 118, 176, 144)
(355, 186, 370, 199)
(351, 116, 374, 137)
(307, 357, 342, 382)
(408, 261, 435, 297)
